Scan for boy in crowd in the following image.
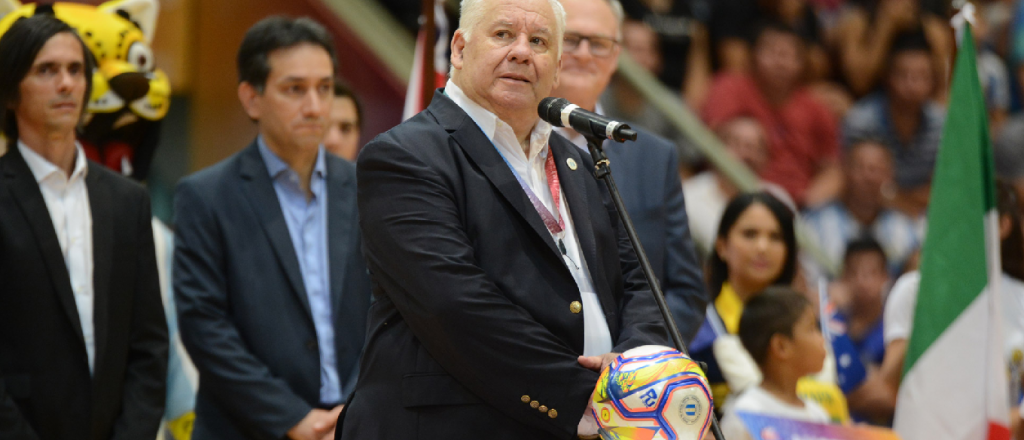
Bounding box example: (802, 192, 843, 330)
(720, 287, 831, 440)
(835, 238, 890, 369)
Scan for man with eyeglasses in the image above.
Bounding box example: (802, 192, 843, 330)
(550, 0, 708, 345)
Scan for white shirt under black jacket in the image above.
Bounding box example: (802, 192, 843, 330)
(18, 141, 96, 374)
(445, 81, 614, 356)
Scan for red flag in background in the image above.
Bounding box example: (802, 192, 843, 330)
(402, 0, 449, 120)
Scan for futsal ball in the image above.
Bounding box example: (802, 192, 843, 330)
(592, 345, 713, 440)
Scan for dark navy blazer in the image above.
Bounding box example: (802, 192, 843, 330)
(601, 128, 708, 344)
(173, 143, 371, 440)
(338, 91, 669, 440)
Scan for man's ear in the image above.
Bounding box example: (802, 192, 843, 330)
(450, 29, 467, 71)
(237, 82, 261, 121)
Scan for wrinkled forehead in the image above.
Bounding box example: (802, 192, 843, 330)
(478, 0, 557, 34)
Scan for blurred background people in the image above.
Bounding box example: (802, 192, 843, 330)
(702, 21, 842, 207)
(600, 19, 705, 169)
(842, 34, 944, 221)
(833, 0, 952, 98)
(833, 238, 890, 369)
(683, 116, 792, 257)
(802, 140, 921, 278)
(323, 80, 362, 162)
(618, 0, 712, 107)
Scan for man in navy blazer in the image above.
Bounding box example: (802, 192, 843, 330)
(550, 0, 707, 343)
(338, 0, 669, 438)
(173, 17, 370, 440)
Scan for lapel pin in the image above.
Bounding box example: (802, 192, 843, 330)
(567, 158, 578, 170)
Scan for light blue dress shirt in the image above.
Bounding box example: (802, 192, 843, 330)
(258, 137, 340, 404)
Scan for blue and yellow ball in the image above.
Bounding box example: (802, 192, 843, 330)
(592, 345, 713, 440)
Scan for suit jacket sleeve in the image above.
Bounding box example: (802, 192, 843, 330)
(173, 181, 311, 438)
(658, 147, 709, 344)
(110, 189, 169, 440)
(0, 205, 40, 439)
(358, 140, 602, 439)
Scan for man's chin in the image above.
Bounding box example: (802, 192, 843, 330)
(43, 115, 82, 133)
(554, 78, 601, 94)
(292, 135, 326, 151)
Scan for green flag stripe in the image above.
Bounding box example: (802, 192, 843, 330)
(904, 24, 998, 375)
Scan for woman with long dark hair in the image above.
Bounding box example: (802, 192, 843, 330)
(692, 191, 857, 422)
(690, 192, 799, 408)
(706, 192, 798, 305)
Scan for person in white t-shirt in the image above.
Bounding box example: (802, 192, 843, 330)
(881, 179, 1024, 434)
(719, 287, 832, 440)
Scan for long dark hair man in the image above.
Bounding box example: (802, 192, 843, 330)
(0, 14, 168, 440)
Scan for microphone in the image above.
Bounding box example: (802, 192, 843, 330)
(538, 97, 638, 143)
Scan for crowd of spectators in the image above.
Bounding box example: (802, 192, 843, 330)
(596, 0, 1024, 428)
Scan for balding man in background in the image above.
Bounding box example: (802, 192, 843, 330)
(549, 0, 707, 344)
(337, 0, 669, 437)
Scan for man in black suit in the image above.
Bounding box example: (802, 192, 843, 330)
(0, 15, 168, 440)
(549, 0, 707, 343)
(338, 0, 669, 437)
(173, 17, 371, 440)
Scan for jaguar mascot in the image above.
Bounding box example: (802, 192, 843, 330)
(0, 0, 170, 180)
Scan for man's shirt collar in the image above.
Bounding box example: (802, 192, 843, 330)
(445, 79, 553, 161)
(18, 139, 88, 184)
(257, 136, 327, 182)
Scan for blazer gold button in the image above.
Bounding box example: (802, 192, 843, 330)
(570, 301, 582, 314)
(538, 405, 548, 412)
(567, 158, 578, 170)
(530, 400, 540, 408)
(548, 409, 558, 418)
(521, 395, 530, 403)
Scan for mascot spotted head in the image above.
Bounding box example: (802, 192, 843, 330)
(0, 0, 170, 180)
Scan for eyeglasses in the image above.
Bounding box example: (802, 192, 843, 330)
(563, 32, 620, 58)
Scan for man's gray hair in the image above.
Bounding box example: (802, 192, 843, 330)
(457, 0, 567, 55)
(604, 0, 625, 40)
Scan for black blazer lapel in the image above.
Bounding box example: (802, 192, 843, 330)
(429, 92, 561, 258)
(237, 143, 314, 324)
(87, 165, 113, 373)
(326, 157, 354, 320)
(2, 148, 86, 345)
(550, 138, 619, 321)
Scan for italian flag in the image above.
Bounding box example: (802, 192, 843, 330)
(893, 23, 1010, 440)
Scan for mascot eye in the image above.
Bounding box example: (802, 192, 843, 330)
(126, 42, 155, 72)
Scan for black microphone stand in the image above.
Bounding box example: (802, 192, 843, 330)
(583, 133, 726, 440)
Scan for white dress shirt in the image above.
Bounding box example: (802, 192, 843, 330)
(446, 81, 613, 356)
(18, 141, 96, 374)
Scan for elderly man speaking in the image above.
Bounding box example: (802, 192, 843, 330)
(336, 0, 670, 437)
